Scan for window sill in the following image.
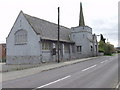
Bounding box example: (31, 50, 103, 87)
(42, 50, 50, 53)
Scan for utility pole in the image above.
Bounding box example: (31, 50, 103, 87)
(57, 7, 60, 63)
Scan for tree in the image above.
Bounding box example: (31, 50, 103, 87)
(104, 42, 115, 55)
(98, 40, 115, 55)
(98, 40, 106, 53)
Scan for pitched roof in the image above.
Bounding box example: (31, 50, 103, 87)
(23, 13, 73, 43)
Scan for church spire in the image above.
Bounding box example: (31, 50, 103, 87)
(79, 2, 85, 26)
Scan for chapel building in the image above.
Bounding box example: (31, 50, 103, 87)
(6, 3, 98, 64)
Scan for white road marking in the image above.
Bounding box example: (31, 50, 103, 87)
(100, 60, 108, 63)
(35, 75, 71, 89)
(82, 65, 97, 72)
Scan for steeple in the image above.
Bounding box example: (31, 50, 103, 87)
(79, 2, 85, 26)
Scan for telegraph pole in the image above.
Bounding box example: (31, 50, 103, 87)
(57, 7, 60, 63)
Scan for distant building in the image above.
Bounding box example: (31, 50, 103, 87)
(6, 3, 98, 64)
(0, 43, 6, 62)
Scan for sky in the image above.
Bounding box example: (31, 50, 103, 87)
(0, 0, 119, 47)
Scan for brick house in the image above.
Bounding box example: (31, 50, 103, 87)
(0, 43, 6, 62)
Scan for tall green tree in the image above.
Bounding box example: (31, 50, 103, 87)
(98, 40, 115, 55)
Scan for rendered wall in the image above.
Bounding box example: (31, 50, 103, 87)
(6, 12, 41, 64)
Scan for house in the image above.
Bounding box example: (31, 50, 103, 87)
(0, 43, 6, 62)
(6, 3, 98, 64)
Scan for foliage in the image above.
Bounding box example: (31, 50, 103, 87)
(98, 40, 115, 55)
(105, 42, 115, 55)
(118, 51, 120, 53)
(98, 40, 106, 52)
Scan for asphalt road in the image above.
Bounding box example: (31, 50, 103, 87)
(2, 55, 118, 88)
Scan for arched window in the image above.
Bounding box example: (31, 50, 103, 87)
(14, 29, 27, 44)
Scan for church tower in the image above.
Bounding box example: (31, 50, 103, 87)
(71, 2, 95, 58)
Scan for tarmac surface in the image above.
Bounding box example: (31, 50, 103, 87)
(1, 55, 119, 89)
(1, 55, 119, 88)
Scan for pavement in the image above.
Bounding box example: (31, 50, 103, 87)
(1, 56, 98, 82)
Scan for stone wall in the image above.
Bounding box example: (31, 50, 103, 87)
(6, 56, 41, 64)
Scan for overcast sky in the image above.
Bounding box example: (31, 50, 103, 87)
(0, 0, 119, 47)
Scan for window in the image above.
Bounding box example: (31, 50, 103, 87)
(91, 46, 93, 51)
(95, 45, 97, 52)
(42, 41, 50, 50)
(14, 29, 27, 44)
(77, 46, 82, 52)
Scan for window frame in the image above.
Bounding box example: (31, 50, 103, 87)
(77, 46, 82, 53)
(42, 41, 50, 50)
(14, 29, 28, 45)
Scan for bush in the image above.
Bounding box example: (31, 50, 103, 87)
(118, 51, 120, 53)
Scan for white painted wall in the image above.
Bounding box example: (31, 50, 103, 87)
(71, 26, 94, 57)
(6, 12, 41, 64)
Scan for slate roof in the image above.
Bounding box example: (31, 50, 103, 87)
(23, 13, 74, 43)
